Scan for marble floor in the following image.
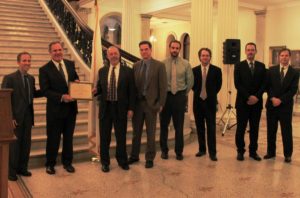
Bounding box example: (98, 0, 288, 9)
(18, 110, 300, 198)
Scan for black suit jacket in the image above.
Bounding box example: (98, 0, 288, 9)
(39, 59, 79, 118)
(1, 70, 42, 125)
(97, 64, 135, 119)
(266, 65, 299, 113)
(192, 64, 222, 111)
(234, 60, 266, 109)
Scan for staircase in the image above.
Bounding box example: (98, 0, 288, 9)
(0, 0, 90, 167)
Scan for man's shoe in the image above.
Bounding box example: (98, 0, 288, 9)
(161, 152, 168, 160)
(176, 154, 184, 161)
(17, 170, 32, 177)
(119, 164, 130, 170)
(101, 165, 110, 173)
(46, 166, 55, 175)
(63, 164, 75, 173)
(128, 157, 139, 164)
(145, 160, 153, 168)
(195, 151, 206, 157)
(249, 153, 262, 161)
(237, 153, 244, 161)
(210, 155, 218, 161)
(284, 157, 292, 163)
(8, 175, 18, 181)
(263, 154, 276, 160)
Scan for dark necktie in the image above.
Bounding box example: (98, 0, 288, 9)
(24, 75, 31, 105)
(141, 63, 147, 96)
(58, 62, 66, 82)
(200, 67, 207, 100)
(280, 67, 285, 83)
(250, 62, 254, 75)
(107, 67, 117, 101)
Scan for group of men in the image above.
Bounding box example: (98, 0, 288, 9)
(2, 40, 298, 179)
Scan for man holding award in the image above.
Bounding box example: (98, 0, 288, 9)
(39, 41, 79, 175)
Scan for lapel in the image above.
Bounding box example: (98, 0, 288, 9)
(103, 66, 109, 90)
(118, 65, 124, 91)
(16, 70, 27, 102)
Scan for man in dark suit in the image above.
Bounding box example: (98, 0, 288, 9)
(2, 52, 42, 181)
(264, 48, 299, 163)
(96, 46, 135, 173)
(128, 41, 167, 168)
(39, 41, 79, 174)
(192, 48, 222, 161)
(234, 42, 266, 161)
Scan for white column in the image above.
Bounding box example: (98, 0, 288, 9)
(141, 14, 152, 41)
(216, 0, 238, 113)
(189, 0, 214, 115)
(255, 10, 266, 62)
(121, 0, 141, 57)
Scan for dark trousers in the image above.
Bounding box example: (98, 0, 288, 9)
(193, 99, 217, 156)
(266, 109, 293, 157)
(45, 112, 77, 167)
(9, 107, 32, 176)
(160, 91, 186, 155)
(235, 105, 262, 154)
(131, 99, 158, 161)
(100, 102, 128, 166)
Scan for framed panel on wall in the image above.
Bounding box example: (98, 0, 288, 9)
(269, 46, 286, 66)
(291, 50, 300, 72)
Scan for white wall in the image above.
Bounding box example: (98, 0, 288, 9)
(264, 4, 300, 66)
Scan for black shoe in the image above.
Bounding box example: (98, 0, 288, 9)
(17, 170, 32, 177)
(195, 151, 206, 157)
(128, 157, 139, 164)
(237, 153, 244, 161)
(145, 160, 153, 168)
(46, 166, 55, 175)
(263, 154, 276, 160)
(119, 164, 130, 170)
(284, 157, 292, 163)
(101, 165, 110, 173)
(63, 164, 75, 173)
(249, 153, 262, 161)
(210, 155, 218, 161)
(176, 154, 184, 161)
(8, 175, 18, 181)
(161, 152, 168, 159)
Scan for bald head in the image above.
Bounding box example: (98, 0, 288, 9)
(107, 46, 120, 66)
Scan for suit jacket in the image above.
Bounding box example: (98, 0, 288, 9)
(133, 58, 167, 111)
(234, 60, 266, 109)
(1, 70, 42, 125)
(266, 65, 299, 113)
(192, 64, 222, 111)
(39, 59, 79, 118)
(97, 63, 135, 119)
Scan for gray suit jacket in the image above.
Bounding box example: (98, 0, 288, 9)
(133, 58, 167, 111)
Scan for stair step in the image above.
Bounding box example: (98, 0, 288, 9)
(0, 21, 53, 28)
(0, 26, 55, 34)
(32, 119, 89, 136)
(33, 99, 89, 111)
(0, 40, 55, 48)
(0, 11, 47, 20)
(0, 52, 71, 61)
(34, 108, 88, 123)
(0, 1, 43, 14)
(1, 0, 39, 5)
(31, 131, 88, 151)
(0, 46, 67, 54)
(0, 16, 50, 25)
(0, 1, 41, 8)
(0, 35, 60, 43)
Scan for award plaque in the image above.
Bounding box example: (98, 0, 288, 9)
(69, 82, 93, 100)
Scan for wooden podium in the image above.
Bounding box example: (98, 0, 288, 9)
(0, 89, 15, 198)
